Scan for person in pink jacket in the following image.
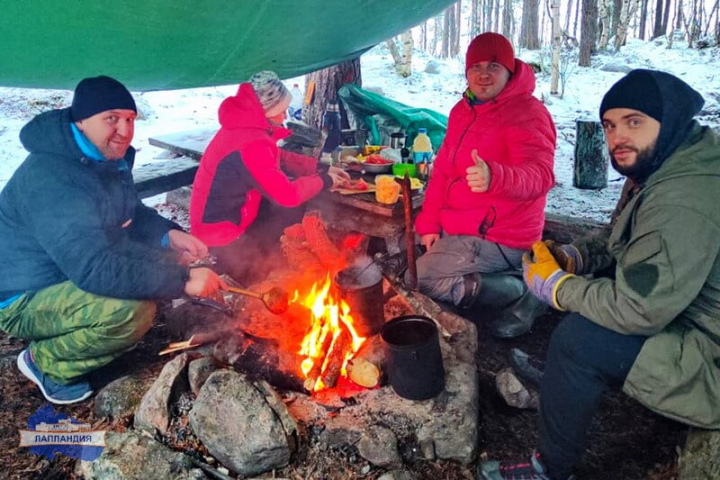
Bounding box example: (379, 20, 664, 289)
(413, 33, 557, 338)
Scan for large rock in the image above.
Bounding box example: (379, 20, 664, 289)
(357, 425, 402, 467)
(94, 375, 146, 419)
(77, 431, 206, 480)
(189, 370, 297, 476)
(188, 357, 219, 396)
(678, 428, 720, 479)
(134, 353, 191, 435)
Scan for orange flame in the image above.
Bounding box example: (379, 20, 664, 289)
(299, 275, 366, 392)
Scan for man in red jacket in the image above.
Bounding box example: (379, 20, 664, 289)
(190, 71, 348, 283)
(413, 33, 557, 338)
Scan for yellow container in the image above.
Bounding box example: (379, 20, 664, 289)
(375, 175, 401, 205)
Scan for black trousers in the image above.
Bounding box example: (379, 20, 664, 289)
(538, 313, 647, 479)
(209, 199, 306, 285)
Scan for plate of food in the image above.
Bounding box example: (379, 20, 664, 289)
(332, 178, 375, 195)
(362, 154, 394, 174)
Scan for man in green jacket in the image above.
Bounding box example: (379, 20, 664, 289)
(479, 70, 720, 480)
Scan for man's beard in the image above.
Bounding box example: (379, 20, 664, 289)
(610, 142, 658, 182)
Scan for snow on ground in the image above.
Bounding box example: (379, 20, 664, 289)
(0, 37, 718, 223)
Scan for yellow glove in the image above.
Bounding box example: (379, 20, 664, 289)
(522, 241, 575, 310)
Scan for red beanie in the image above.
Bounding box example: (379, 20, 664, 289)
(465, 33, 515, 74)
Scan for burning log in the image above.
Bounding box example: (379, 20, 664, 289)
(213, 332, 307, 394)
(319, 328, 352, 389)
(347, 335, 384, 388)
(302, 323, 335, 391)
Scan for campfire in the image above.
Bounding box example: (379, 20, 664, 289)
(298, 275, 366, 392)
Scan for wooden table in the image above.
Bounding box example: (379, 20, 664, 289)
(148, 129, 424, 254)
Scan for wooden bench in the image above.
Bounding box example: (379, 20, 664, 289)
(133, 156, 199, 199)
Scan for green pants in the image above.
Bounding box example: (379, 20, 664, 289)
(0, 281, 155, 384)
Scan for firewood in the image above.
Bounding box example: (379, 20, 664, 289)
(347, 357, 381, 388)
(301, 211, 344, 271)
(280, 234, 324, 273)
(283, 223, 306, 240)
(347, 335, 384, 388)
(319, 329, 352, 389)
(302, 323, 335, 391)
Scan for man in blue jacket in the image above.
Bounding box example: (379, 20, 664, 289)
(0, 76, 226, 404)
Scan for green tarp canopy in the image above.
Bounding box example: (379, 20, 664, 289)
(0, 0, 456, 91)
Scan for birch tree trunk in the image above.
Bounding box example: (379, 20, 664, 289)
(420, 20, 428, 51)
(599, 0, 612, 49)
(579, 0, 599, 65)
(615, 0, 639, 49)
(520, 0, 542, 48)
(451, 2, 462, 57)
(304, 59, 362, 131)
(550, 0, 562, 95)
(494, 0, 501, 35)
(503, 0, 514, 36)
(385, 32, 414, 77)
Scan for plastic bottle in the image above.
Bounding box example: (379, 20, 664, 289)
(412, 128, 433, 164)
(321, 101, 343, 154)
(289, 84, 303, 121)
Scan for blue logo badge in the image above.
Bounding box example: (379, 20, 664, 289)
(19, 404, 105, 461)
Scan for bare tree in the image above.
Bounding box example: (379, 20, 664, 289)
(452, 1, 463, 57)
(551, 0, 562, 94)
(615, 0, 640, 49)
(503, 0, 514, 36)
(639, 0, 650, 39)
(305, 59, 362, 131)
(652, 0, 665, 37)
(494, 0, 502, 35)
(703, 0, 718, 37)
(386, 32, 414, 77)
(661, 0, 672, 35)
(520, 0, 541, 48)
(565, 0, 575, 32)
(579, 0, 599, 65)
(574, 0, 581, 36)
(599, 0, 612, 49)
(471, 0, 482, 37)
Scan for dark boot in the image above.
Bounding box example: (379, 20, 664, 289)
(459, 273, 525, 310)
(489, 288, 548, 339)
(380, 245, 426, 283)
(509, 348, 545, 387)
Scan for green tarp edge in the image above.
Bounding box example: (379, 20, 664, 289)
(0, 0, 457, 91)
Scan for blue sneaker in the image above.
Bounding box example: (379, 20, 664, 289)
(16, 349, 93, 404)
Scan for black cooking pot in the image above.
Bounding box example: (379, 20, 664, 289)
(381, 315, 444, 400)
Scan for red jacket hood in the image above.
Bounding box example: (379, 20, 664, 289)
(218, 83, 291, 141)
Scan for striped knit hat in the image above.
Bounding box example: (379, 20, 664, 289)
(249, 71, 292, 117)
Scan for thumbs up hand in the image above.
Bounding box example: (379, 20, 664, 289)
(466, 149, 491, 193)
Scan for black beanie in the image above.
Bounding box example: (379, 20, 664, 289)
(70, 75, 137, 121)
(600, 70, 663, 122)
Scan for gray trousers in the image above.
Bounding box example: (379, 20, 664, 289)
(414, 235, 526, 306)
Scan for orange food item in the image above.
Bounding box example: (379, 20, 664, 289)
(337, 178, 369, 191)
